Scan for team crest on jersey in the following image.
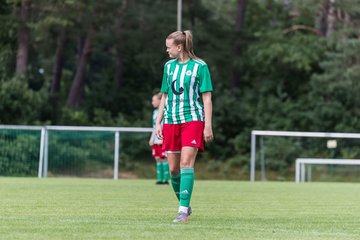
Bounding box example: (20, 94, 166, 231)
(172, 80, 184, 95)
(186, 70, 192, 76)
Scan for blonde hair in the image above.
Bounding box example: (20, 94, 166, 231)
(167, 30, 198, 59)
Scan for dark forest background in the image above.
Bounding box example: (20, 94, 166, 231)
(1, 0, 360, 179)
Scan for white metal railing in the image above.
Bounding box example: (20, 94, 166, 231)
(0, 125, 43, 130)
(295, 158, 360, 183)
(0, 125, 152, 179)
(250, 130, 360, 181)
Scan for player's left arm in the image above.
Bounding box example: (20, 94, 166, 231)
(202, 91, 213, 143)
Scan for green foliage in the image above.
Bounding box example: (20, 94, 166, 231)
(0, 1, 16, 80)
(48, 131, 114, 176)
(60, 108, 89, 125)
(0, 130, 40, 176)
(262, 137, 303, 172)
(311, 37, 360, 132)
(0, 77, 44, 124)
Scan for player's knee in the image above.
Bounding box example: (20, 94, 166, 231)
(169, 165, 180, 175)
(170, 168, 179, 175)
(180, 160, 192, 168)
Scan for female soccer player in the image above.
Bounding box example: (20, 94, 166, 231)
(149, 92, 169, 185)
(155, 30, 213, 223)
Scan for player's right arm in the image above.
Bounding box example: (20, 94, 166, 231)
(155, 93, 167, 140)
(156, 64, 170, 140)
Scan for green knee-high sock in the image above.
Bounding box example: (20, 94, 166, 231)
(179, 168, 194, 207)
(171, 173, 181, 201)
(156, 162, 163, 182)
(162, 162, 169, 182)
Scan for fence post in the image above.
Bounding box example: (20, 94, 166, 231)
(250, 132, 256, 181)
(38, 128, 46, 178)
(43, 128, 49, 178)
(260, 136, 267, 181)
(301, 162, 305, 182)
(114, 131, 120, 180)
(295, 159, 300, 183)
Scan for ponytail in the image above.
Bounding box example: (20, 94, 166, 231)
(167, 30, 198, 59)
(183, 31, 197, 59)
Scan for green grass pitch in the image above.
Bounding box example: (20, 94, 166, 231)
(1, 178, 359, 240)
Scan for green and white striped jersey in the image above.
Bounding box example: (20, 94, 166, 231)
(160, 58, 213, 124)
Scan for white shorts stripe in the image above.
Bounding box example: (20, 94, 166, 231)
(166, 151, 181, 154)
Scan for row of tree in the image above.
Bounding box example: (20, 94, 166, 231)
(1, 0, 360, 175)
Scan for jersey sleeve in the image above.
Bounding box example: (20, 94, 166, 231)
(160, 65, 169, 93)
(199, 64, 213, 93)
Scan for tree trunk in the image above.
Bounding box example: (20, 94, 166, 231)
(318, 0, 330, 36)
(235, 0, 246, 32)
(326, 0, 336, 38)
(66, 28, 93, 108)
(232, 0, 246, 88)
(15, 0, 31, 76)
(50, 29, 66, 97)
(114, 0, 128, 90)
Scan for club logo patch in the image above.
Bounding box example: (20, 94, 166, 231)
(172, 79, 184, 95)
(186, 70, 192, 76)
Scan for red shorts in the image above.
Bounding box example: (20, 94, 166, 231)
(152, 144, 166, 159)
(162, 121, 205, 152)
